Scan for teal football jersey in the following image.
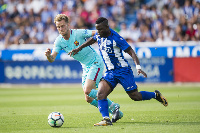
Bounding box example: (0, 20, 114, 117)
(53, 29, 99, 66)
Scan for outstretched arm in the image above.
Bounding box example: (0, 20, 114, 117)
(125, 47, 147, 78)
(68, 37, 96, 56)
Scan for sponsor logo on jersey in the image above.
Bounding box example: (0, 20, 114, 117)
(106, 40, 112, 45)
(84, 29, 88, 34)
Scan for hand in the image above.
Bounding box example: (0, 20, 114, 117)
(45, 48, 51, 57)
(137, 69, 147, 78)
(68, 48, 81, 56)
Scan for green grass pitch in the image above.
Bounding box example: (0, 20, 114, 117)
(0, 84, 200, 133)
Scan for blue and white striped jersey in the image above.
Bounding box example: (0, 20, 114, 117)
(93, 28, 131, 70)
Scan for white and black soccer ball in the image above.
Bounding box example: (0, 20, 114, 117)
(48, 112, 64, 127)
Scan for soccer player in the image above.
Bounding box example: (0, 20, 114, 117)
(69, 17, 168, 126)
(44, 14, 123, 122)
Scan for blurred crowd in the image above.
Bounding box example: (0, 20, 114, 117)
(0, 0, 200, 48)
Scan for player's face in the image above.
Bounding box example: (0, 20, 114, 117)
(55, 20, 69, 36)
(95, 24, 110, 37)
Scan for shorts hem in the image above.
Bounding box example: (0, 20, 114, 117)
(100, 78, 114, 92)
(126, 87, 138, 93)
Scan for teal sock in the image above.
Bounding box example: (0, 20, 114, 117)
(107, 98, 115, 113)
(90, 99, 98, 108)
(88, 89, 97, 99)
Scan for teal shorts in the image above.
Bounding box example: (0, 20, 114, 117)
(82, 56, 104, 88)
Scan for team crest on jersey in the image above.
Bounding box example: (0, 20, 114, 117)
(106, 40, 112, 45)
(74, 40, 79, 46)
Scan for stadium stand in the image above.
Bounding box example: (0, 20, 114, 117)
(0, 0, 199, 48)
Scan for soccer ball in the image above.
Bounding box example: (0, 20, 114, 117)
(48, 112, 64, 127)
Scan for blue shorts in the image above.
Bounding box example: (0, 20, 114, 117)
(102, 67, 137, 92)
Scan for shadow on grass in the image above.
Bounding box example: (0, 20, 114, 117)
(58, 126, 85, 129)
(118, 121, 200, 125)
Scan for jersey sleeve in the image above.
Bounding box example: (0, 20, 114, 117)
(115, 34, 130, 51)
(52, 37, 62, 54)
(80, 29, 93, 38)
(93, 32, 98, 41)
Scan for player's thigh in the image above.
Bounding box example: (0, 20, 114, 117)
(102, 70, 118, 90)
(84, 79, 96, 92)
(86, 62, 104, 88)
(82, 67, 88, 89)
(118, 68, 137, 92)
(98, 80, 112, 100)
(82, 63, 103, 89)
(82, 76, 96, 95)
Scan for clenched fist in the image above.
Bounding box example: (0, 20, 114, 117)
(45, 48, 51, 57)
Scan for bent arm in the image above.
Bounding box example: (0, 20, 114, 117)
(68, 37, 96, 56)
(125, 46, 147, 78)
(125, 46, 140, 65)
(79, 37, 96, 50)
(45, 48, 58, 63)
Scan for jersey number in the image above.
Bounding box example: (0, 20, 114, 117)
(101, 40, 113, 53)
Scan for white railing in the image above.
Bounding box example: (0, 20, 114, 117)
(0, 41, 199, 50)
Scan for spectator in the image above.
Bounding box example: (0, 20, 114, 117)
(194, 23, 200, 40)
(156, 31, 164, 43)
(128, 23, 141, 42)
(16, 0, 26, 14)
(41, 5, 52, 24)
(172, 1, 184, 20)
(44, 24, 58, 44)
(183, 0, 195, 20)
(138, 23, 154, 42)
(135, 12, 146, 27)
(29, 0, 45, 14)
(88, 4, 100, 24)
(166, 13, 179, 29)
(109, 19, 120, 33)
(162, 26, 174, 42)
(193, 1, 200, 23)
(79, 6, 91, 28)
(119, 23, 130, 40)
(173, 24, 184, 41)
(185, 22, 197, 41)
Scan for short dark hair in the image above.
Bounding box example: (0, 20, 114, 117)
(96, 17, 108, 25)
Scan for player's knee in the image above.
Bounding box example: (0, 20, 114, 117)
(128, 92, 142, 101)
(83, 88, 91, 96)
(85, 95, 93, 103)
(83, 87, 91, 95)
(97, 91, 106, 100)
(130, 96, 140, 101)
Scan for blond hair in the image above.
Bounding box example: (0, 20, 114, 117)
(54, 14, 69, 24)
